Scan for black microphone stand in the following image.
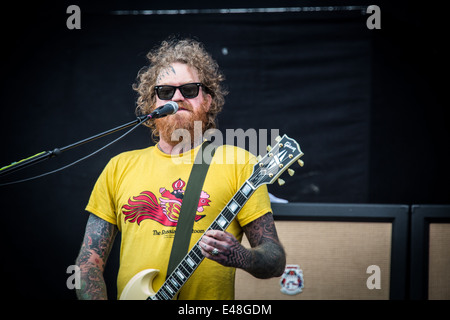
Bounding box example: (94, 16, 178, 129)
(0, 114, 150, 177)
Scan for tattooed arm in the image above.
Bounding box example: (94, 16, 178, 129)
(241, 212, 286, 278)
(200, 212, 286, 279)
(75, 213, 118, 300)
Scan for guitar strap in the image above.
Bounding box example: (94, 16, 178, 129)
(166, 140, 216, 279)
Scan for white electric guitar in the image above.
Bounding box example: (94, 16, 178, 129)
(119, 134, 304, 300)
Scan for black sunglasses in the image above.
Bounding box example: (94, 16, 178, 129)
(155, 82, 203, 100)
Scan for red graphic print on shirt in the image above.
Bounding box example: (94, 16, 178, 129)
(122, 178, 210, 226)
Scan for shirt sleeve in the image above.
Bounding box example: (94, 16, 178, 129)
(85, 158, 118, 225)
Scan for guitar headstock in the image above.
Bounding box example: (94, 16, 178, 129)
(249, 134, 304, 187)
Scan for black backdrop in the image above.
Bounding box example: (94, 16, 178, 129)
(0, 1, 447, 299)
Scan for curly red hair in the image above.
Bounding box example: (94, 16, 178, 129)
(133, 38, 227, 141)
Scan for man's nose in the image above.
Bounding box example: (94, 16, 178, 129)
(171, 88, 185, 101)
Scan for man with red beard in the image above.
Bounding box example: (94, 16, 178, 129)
(75, 38, 286, 300)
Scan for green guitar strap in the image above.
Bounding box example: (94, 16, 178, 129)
(166, 140, 216, 279)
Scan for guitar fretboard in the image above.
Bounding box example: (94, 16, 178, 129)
(150, 180, 256, 300)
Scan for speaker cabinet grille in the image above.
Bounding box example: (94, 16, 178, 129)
(428, 223, 450, 300)
(235, 220, 392, 300)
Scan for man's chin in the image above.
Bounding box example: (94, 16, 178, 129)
(155, 103, 208, 147)
(157, 120, 193, 146)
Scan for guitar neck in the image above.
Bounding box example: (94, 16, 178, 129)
(151, 180, 256, 300)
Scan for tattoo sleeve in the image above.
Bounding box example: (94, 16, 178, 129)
(241, 212, 286, 279)
(75, 213, 118, 300)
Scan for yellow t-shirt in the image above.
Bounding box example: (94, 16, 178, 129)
(85, 143, 272, 300)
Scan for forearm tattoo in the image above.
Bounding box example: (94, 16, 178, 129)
(75, 214, 118, 300)
(242, 213, 286, 279)
(200, 213, 285, 279)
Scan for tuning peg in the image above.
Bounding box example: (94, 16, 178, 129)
(298, 159, 304, 167)
(266, 145, 272, 152)
(277, 178, 285, 186)
(288, 168, 295, 176)
(256, 155, 262, 162)
(275, 136, 282, 142)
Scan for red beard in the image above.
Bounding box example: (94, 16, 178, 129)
(155, 100, 209, 147)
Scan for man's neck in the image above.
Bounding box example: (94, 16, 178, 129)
(157, 137, 204, 155)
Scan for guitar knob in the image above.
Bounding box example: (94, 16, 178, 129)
(277, 178, 285, 186)
(288, 168, 295, 176)
(298, 159, 304, 167)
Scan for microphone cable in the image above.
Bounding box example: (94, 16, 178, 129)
(0, 117, 147, 187)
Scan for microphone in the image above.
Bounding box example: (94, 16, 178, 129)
(150, 101, 179, 119)
(137, 101, 179, 121)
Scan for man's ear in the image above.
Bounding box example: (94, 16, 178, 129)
(204, 93, 212, 112)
